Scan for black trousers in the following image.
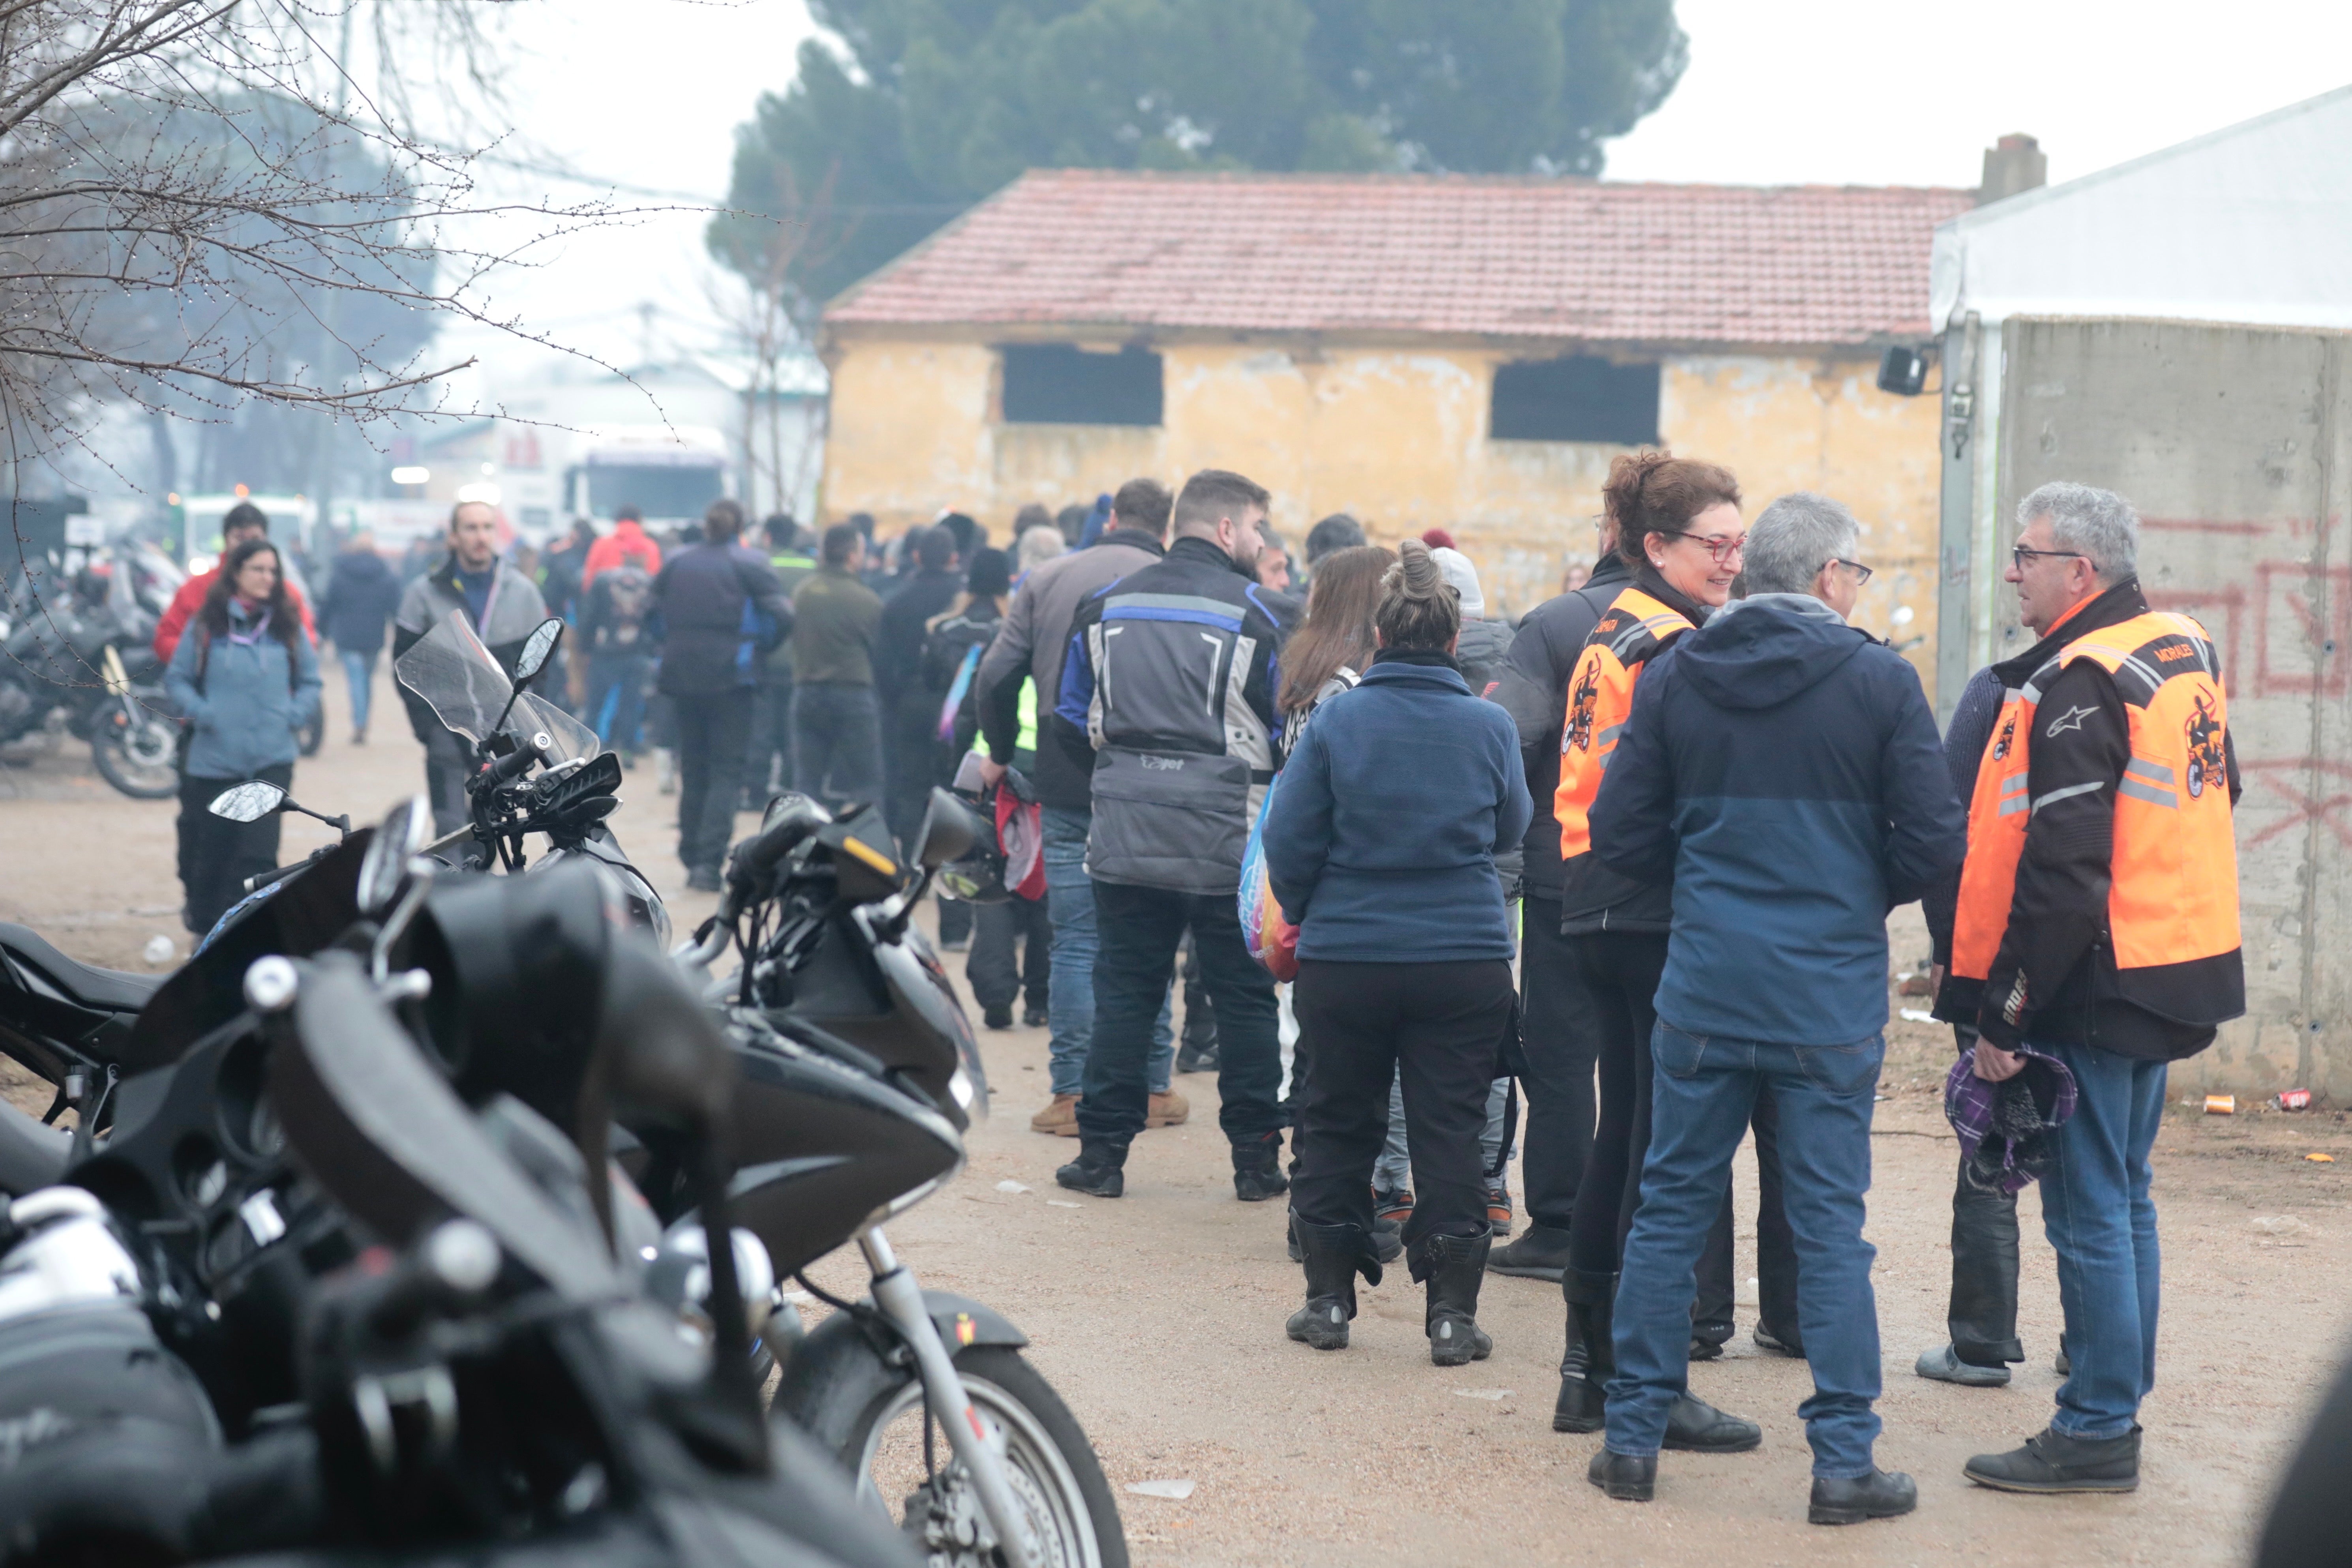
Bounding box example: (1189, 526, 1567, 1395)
(1692, 1081, 1804, 1350)
(1945, 1022, 2025, 1366)
(882, 690, 938, 855)
(1560, 929, 1733, 1315)
(1292, 958, 1514, 1268)
(969, 894, 1049, 1013)
(178, 763, 291, 935)
(1517, 895, 1598, 1233)
(1078, 881, 1282, 1154)
(673, 688, 755, 874)
(744, 677, 795, 800)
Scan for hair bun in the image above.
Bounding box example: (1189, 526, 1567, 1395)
(1393, 536, 1446, 598)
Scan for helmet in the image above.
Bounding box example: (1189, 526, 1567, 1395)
(934, 793, 1011, 906)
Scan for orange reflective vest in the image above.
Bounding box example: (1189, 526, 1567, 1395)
(1553, 587, 1696, 859)
(1951, 610, 2243, 1026)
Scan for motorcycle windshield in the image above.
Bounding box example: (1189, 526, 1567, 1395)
(394, 611, 599, 764)
(395, 612, 511, 746)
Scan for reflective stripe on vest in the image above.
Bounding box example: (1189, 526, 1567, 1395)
(1950, 611, 2242, 1006)
(1551, 587, 1695, 860)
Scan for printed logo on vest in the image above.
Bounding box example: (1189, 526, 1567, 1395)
(1564, 663, 1602, 754)
(1992, 711, 2016, 761)
(2184, 691, 2225, 799)
(1140, 754, 1184, 772)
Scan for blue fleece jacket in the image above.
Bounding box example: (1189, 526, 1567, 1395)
(1589, 594, 1965, 1045)
(1260, 654, 1532, 963)
(164, 601, 322, 780)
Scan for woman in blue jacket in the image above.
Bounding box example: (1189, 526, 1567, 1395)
(165, 537, 322, 934)
(1262, 540, 1531, 1365)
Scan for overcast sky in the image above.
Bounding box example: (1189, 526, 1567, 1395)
(461, 0, 2352, 377)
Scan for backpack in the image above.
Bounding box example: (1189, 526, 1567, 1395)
(600, 565, 651, 649)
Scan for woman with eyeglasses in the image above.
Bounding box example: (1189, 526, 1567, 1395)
(1545, 449, 1760, 1452)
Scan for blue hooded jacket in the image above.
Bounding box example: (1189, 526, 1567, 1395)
(1589, 594, 1964, 1045)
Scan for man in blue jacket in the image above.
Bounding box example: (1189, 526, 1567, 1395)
(1584, 493, 1965, 1525)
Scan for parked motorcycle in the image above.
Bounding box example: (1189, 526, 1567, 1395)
(675, 789, 1128, 1568)
(0, 548, 181, 798)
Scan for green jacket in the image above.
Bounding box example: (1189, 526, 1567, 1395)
(764, 552, 818, 677)
(790, 564, 882, 686)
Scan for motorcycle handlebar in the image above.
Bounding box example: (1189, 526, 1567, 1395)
(477, 733, 550, 792)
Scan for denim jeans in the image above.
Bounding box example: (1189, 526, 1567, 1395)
(1040, 806, 1170, 1097)
(338, 648, 376, 734)
(2035, 1038, 2166, 1438)
(1374, 1073, 1509, 1191)
(587, 651, 651, 753)
(1607, 1023, 1885, 1480)
(1079, 880, 1282, 1153)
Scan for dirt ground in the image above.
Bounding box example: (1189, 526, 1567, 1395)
(4, 663, 2348, 1566)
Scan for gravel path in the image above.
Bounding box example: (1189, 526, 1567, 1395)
(4, 660, 2345, 1564)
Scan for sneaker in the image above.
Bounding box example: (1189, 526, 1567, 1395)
(1029, 1093, 1081, 1137)
(1022, 1005, 1048, 1028)
(1964, 1425, 2139, 1494)
(1810, 1469, 1918, 1525)
(1175, 1038, 1220, 1074)
(1689, 1334, 1726, 1363)
(1487, 1223, 1573, 1280)
(1916, 1343, 2010, 1386)
(1484, 1180, 1514, 1237)
(1754, 1323, 1805, 1358)
(1373, 1186, 1415, 1234)
(1146, 1089, 1189, 1129)
(983, 1005, 1014, 1030)
(1055, 1148, 1124, 1199)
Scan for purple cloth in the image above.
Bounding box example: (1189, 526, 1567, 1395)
(1943, 1042, 2079, 1195)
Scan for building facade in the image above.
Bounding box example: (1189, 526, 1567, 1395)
(820, 170, 1969, 688)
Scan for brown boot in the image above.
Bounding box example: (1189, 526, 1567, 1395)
(1146, 1089, 1190, 1129)
(1030, 1093, 1081, 1137)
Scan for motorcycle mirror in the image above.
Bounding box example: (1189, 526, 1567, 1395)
(512, 618, 564, 686)
(209, 780, 287, 822)
(913, 787, 978, 869)
(358, 795, 433, 917)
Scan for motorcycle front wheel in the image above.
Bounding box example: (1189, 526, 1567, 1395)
(90, 699, 180, 799)
(843, 1345, 1127, 1568)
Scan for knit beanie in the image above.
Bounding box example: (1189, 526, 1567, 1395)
(1431, 547, 1484, 618)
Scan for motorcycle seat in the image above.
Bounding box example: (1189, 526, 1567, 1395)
(0, 923, 160, 1015)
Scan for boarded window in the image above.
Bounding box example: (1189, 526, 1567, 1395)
(1490, 356, 1660, 445)
(1000, 345, 1163, 426)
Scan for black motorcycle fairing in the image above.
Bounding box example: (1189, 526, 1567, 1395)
(0, 1100, 69, 1195)
(122, 832, 373, 1073)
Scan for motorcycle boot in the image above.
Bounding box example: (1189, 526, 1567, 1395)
(1287, 1221, 1380, 1351)
(1553, 1268, 1616, 1433)
(1232, 1130, 1289, 1202)
(1414, 1230, 1494, 1367)
(1054, 1141, 1125, 1199)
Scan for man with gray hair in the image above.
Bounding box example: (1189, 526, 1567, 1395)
(1937, 481, 2243, 1497)
(1582, 492, 1962, 1523)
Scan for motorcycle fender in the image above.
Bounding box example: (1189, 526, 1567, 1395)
(773, 1289, 1028, 1456)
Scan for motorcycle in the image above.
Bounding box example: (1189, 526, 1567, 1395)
(0, 547, 182, 798)
(673, 790, 1128, 1568)
(0, 809, 921, 1566)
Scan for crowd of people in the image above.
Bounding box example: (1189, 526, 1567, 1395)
(161, 457, 2245, 1531)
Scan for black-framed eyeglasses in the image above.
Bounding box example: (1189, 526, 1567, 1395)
(2011, 545, 2088, 570)
(1662, 530, 1746, 565)
(1832, 557, 1874, 585)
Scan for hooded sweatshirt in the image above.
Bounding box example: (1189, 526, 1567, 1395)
(1589, 592, 1965, 1046)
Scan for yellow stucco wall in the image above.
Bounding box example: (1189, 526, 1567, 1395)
(820, 334, 1947, 698)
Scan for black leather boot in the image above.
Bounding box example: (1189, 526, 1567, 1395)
(1663, 1393, 1761, 1452)
(1287, 1221, 1380, 1351)
(1414, 1231, 1494, 1367)
(1232, 1131, 1289, 1202)
(1964, 1425, 2140, 1493)
(1587, 1449, 1655, 1502)
(1810, 1468, 1918, 1524)
(1054, 1142, 1124, 1198)
(1552, 1268, 1615, 1433)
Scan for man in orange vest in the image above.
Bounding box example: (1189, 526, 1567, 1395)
(1937, 482, 2243, 1497)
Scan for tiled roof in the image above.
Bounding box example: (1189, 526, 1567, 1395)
(825, 169, 1975, 348)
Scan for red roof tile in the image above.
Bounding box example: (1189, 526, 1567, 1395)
(825, 169, 1974, 348)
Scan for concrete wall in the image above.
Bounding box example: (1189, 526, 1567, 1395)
(1980, 318, 2352, 1096)
(819, 332, 1947, 693)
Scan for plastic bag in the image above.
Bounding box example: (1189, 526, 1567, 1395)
(1238, 789, 1298, 981)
